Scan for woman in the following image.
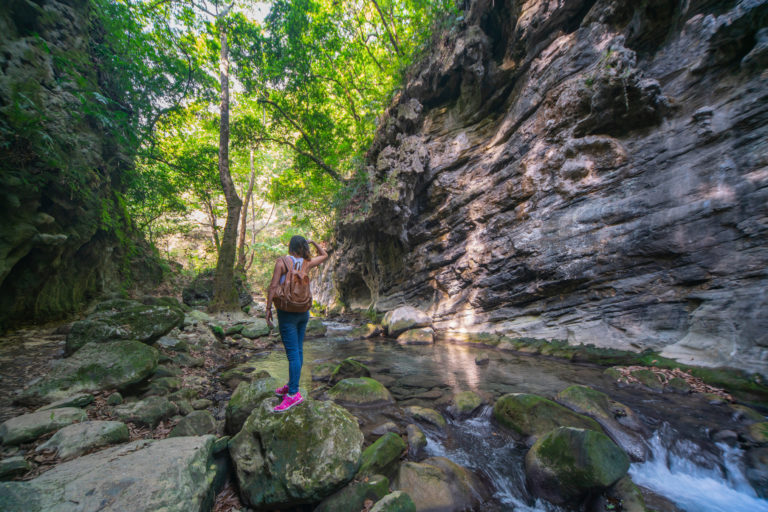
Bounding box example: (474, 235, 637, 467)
(266, 235, 328, 412)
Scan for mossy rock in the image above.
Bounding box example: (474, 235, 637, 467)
(0, 408, 88, 445)
(312, 361, 339, 382)
(144, 376, 182, 396)
(36, 393, 94, 411)
(37, 421, 129, 459)
(225, 375, 279, 435)
(370, 491, 417, 512)
(406, 424, 427, 458)
(330, 358, 371, 384)
(729, 404, 766, 422)
(169, 410, 217, 437)
(315, 474, 390, 512)
(19, 340, 158, 404)
(404, 406, 447, 430)
(492, 393, 602, 442)
(0, 456, 32, 480)
(306, 317, 327, 337)
(443, 331, 501, 346)
(181, 268, 253, 309)
(748, 422, 768, 444)
(241, 319, 270, 339)
(156, 336, 188, 352)
(221, 363, 271, 389)
(394, 457, 486, 512)
(451, 391, 484, 417)
(115, 396, 178, 427)
(605, 476, 648, 512)
(358, 432, 407, 477)
(328, 378, 394, 406)
(229, 399, 364, 508)
(525, 427, 629, 505)
(629, 369, 665, 391)
(396, 327, 435, 345)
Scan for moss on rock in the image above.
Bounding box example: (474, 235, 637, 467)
(225, 375, 279, 435)
(358, 432, 407, 477)
(315, 474, 390, 512)
(328, 377, 394, 405)
(330, 358, 371, 384)
(492, 393, 602, 441)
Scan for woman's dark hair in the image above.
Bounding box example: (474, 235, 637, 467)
(288, 235, 311, 259)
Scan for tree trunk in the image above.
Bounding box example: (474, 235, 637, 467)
(203, 198, 221, 252)
(236, 148, 256, 272)
(211, 20, 242, 312)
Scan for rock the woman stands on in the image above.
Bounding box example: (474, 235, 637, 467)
(266, 236, 328, 412)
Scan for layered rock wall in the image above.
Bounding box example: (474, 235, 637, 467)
(0, 0, 161, 331)
(322, 0, 768, 374)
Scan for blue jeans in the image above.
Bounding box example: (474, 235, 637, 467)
(276, 309, 309, 394)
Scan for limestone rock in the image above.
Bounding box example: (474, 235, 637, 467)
(525, 427, 629, 505)
(370, 491, 417, 512)
(404, 405, 447, 430)
(330, 358, 371, 384)
(0, 408, 87, 445)
(396, 327, 435, 345)
(36, 421, 129, 458)
(383, 307, 432, 337)
(358, 432, 407, 477)
(328, 377, 394, 405)
(492, 393, 602, 442)
(229, 399, 364, 508)
(115, 396, 177, 427)
(0, 436, 218, 512)
(66, 300, 183, 354)
(315, 474, 390, 512)
(20, 340, 158, 404)
(555, 385, 648, 461)
(394, 457, 486, 512)
(225, 375, 279, 435)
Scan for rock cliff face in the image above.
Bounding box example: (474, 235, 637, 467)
(320, 0, 768, 374)
(0, 0, 160, 331)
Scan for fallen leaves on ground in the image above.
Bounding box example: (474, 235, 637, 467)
(614, 366, 734, 401)
(213, 480, 244, 512)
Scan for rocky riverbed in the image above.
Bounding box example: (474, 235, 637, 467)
(0, 300, 767, 512)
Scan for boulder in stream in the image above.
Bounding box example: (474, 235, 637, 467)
(397, 327, 435, 345)
(328, 377, 394, 405)
(383, 306, 432, 337)
(230, 398, 364, 509)
(315, 474, 390, 512)
(492, 393, 602, 442)
(66, 299, 183, 354)
(36, 420, 129, 458)
(358, 432, 408, 477)
(404, 405, 447, 430)
(394, 456, 487, 512)
(0, 436, 219, 512)
(0, 408, 87, 445)
(556, 385, 649, 461)
(449, 390, 484, 418)
(18, 340, 158, 405)
(406, 424, 427, 458)
(525, 427, 630, 505)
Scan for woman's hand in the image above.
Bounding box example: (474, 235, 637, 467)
(266, 308, 274, 329)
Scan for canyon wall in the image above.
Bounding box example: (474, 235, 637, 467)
(319, 0, 768, 374)
(0, 0, 161, 332)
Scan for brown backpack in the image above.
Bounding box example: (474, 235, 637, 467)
(274, 255, 312, 313)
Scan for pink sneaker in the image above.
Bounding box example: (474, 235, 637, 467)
(275, 384, 289, 396)
(274, 392, 304, 412)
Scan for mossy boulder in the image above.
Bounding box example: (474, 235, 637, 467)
(0, 408, 88, 445)
(330, 358, 371, 384)
(66, 301, 183, 354)
(229, 399, 364, 509)
(315, 474, 390, 512)
(144, 376, 182, 396)
(36, 393, 94, 411)
(396, 328, 435, 345)
(225, 375, 280, 434)
(242, 319, 270, 339)
(525, 427, 629, 505)
(404, 406, 447, 430)
(555, 385, 648, 461)
(156, 336, 188, 352)
(220, 362, 271, 388)
(115, 396, 178, 428)
(19, 340, 158, 404)
(492, 393, 602, 442)
(306, 317, 327, 337)
(328, 377, 394, 406)
(394, 457, 486, 512)
(370, 491, 417, 512)
(383, 306, 432, 337)
(406, 424, 427, 458)
(169, 410, 217, 437)
(0, 436, 219, 512)
(748, 422, 768, 444)
(312, 361, 339, 382)
(450, 391, 484, 417)
(358, 432, 407, 477)
(37, 421, 129, 458)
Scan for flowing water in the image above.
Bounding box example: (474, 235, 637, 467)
(254, 331, 768, 511)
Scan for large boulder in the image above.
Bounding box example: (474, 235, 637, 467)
(19, 340, 158, 404)
(0, 408, 87, 446)
(182, 269, 253, 309)
(315, 474, 390, 512)
(383, 306, 432, 337)
(230, 399, 364, 509)
(327, 377, 394, 405)
(525, 427, 630, 505)
(404, 406, 447, 430)
(0, 436, 219, 512)
(394, 457, 487, 512)
(358, 432, 408, 477)
(225, 375, 279, 434)
(492, 393, 602, 442)
(66, 300, 183, 354)
(555, 385, 649, 461)
(37, 421, 129, 458)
